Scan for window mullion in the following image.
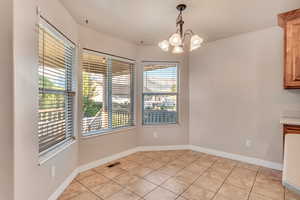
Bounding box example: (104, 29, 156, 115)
(107, 57, 113, 129)
(64, 45, 69, 139)
(130, 63, 135, 126)
(82, 50, 135, 135)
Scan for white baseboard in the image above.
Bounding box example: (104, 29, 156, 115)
(190, 145, 283, 170)
(77, 145, 189, 173)
(136, 145, 190, 152)
(283, 180, 300, 195)
(48, 148, 139, 200)
(48, 168, 79, 200)
(49, 144, 283, 199)
(136, 144, 282, 170)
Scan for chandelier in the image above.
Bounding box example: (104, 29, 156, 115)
(158, 4, 203, 54)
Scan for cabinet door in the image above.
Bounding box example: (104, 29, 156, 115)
(284, 124, 300, 135)
(286, 18, 300, 87)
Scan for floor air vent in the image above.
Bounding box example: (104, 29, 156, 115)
(107, 162, 120, 168)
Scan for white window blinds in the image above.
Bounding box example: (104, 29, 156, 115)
(38, 19, 75, 154)
(142, 62, 178, 125)
(82, 49, 135, 135)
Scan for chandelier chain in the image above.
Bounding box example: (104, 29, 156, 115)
(158, 4, 203, 53)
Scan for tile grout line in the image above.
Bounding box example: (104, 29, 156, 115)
(137, 152, 190, 199)
(130, 152, 230, 200)
(129, 150, 201, 199)
(79, 167, 136, 199)
(175, 155, 220, 199)
(209, 161, 237, 200)
(75, 178, 105, 200)
(64, 153, 212, 200)
(245, 166, 260, 200)
(95, 155, 159, 199)
(64, 150, 198, 199)
(110, 162, 158, 198)
(246, 167, 286, 200)
(135, 153, 179, 198)
(62, 151, 285, 200)
(110, 151, 187, 199)
(76, 157, 151, 199)
(93, 167, 129, 198)
(156, 153, 206, 199)
(284, 185, 286, 200)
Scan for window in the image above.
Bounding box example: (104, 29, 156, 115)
(142, 62, 178, 125)
(38, 19, 76, 154)
(82, 49, 135, 135)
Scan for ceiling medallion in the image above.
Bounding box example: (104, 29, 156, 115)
(158, 4, 203, 54)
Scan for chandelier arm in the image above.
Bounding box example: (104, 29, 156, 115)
(182, 34, 188, 44)
(167, 28, 180, 40)
(182, 30, 193, 43)
(184, 29, 194, 35)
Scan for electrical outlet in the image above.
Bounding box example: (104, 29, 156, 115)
(51, 165, 56, 178)
(153, 132, 158, 138)
(245, 139, 252, 148)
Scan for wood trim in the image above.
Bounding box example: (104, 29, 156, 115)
(278, 9, 300, 89)
(278, 9, 300, 28)
(283, 124, 300, 157)
(283, 124, 300, 135)
(284, 26, 288, 89)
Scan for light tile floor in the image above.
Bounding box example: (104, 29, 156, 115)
(59, 150, 300, 200)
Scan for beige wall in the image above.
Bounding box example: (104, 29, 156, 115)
(13, 0, 79, 199)
(77, 27, 191, 163)
(189, 26, 300, 163)
(136, 45, 190, 146)
(79, 26, 138, 60)
(78, 26, 138, 165)
(0, 0, 13, 199)
(12, 1, 140, 198)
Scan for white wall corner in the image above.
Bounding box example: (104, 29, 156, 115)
(47, 147, 139, 200)
(136, 145, 190, 152)
(48, 168, 79, 200)
(283, 180, 300, 196)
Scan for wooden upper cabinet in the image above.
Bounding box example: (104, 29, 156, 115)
(278, 9, 300, 89)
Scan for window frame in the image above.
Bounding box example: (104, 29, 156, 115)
(38, 17, 76, 159)
(81, 49, 136, 137)
(142, 61, 180, 126)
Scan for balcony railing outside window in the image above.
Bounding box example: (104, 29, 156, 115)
(82, 49, 135, 136)
(142, 62, 179, 125)
(82, 110, 130, 133)
(143, 110, 177, 124)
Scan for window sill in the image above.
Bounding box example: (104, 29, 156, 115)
(38, 139, 76, 166)
(81, 126, 137, 139)
(142, 123, 180, 128)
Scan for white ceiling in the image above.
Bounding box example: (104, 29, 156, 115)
(59, 0, 300, 45)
